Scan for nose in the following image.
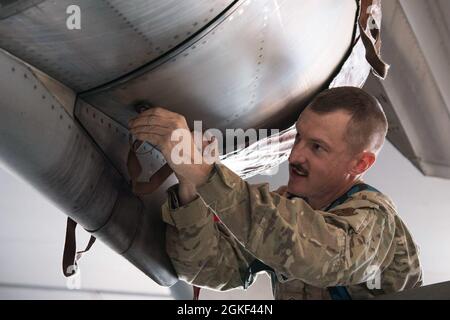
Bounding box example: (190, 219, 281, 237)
(288, 140, 307, 164)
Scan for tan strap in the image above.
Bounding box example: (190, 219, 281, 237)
(359, 0, 389, 79)
(127, 139, 174, 196)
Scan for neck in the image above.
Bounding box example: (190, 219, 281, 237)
(308, 178, 363, 210)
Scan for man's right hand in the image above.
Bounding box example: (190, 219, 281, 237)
(175, 135, 216, 206)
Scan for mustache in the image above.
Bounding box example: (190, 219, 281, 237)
(290, 163, 309, 174)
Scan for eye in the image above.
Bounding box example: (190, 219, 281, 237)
(312, 143, 323, 152)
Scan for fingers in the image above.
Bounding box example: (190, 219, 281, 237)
(128, 108, 187, 133)
(127, 107, 191, 158)
(128, 107, 180, 127)
(129, 124, 169, 135)
(128, 115, 163, 128)
(132, 131, 165, 144)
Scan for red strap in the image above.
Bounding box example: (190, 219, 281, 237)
(193, 286, 201, 300)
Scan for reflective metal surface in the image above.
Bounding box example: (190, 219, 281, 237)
(0, 0, 362, 288)
(364, 0, 450, 179)
(75, 98, 167, 187)
(81, 0, 358, 132)
(0, 50, 177, 286)
(0, 0, 234, 91)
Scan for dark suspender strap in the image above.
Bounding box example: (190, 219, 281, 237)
(326, 182, 380, 300)
(329, 286, 353, 300)
(325, 183, 380, 212)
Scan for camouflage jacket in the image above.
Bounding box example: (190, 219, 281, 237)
(162, 163, 423, 299)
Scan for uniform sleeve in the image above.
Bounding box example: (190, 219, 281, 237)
(161, 185, 257, 291)
(195, 163, 397, 288)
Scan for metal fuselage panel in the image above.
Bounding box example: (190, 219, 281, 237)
(0, 49, 177, 286)
(0, 0, 235, 91)
(0, 0, 360, 288)
(81, 0, 358, 133)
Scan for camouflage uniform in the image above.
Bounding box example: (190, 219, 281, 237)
(162, 163, 423, 299)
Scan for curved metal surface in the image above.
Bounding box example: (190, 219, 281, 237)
(0, 0, 361, 289)
(75, 98, 166, 182)
(81, 0, 357, 132)
(0, 50, 177, 286)
(0, 0, 235, 91)
(363, 0, 450, 179)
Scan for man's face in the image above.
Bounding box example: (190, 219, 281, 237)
(287, 108, 356, 202)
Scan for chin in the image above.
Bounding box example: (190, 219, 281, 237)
(287, 179, 308, 198)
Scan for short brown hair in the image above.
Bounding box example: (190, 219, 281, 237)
(307, 87, 388, 153)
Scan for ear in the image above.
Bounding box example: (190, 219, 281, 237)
(349, 151, 376, 175)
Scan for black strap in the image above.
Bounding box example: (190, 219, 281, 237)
(62, 217, 96, 277)
(325, 183, 380, 212)
(325, 183, 380, 300)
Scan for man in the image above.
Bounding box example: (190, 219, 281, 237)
(128, 87, 423, 299)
